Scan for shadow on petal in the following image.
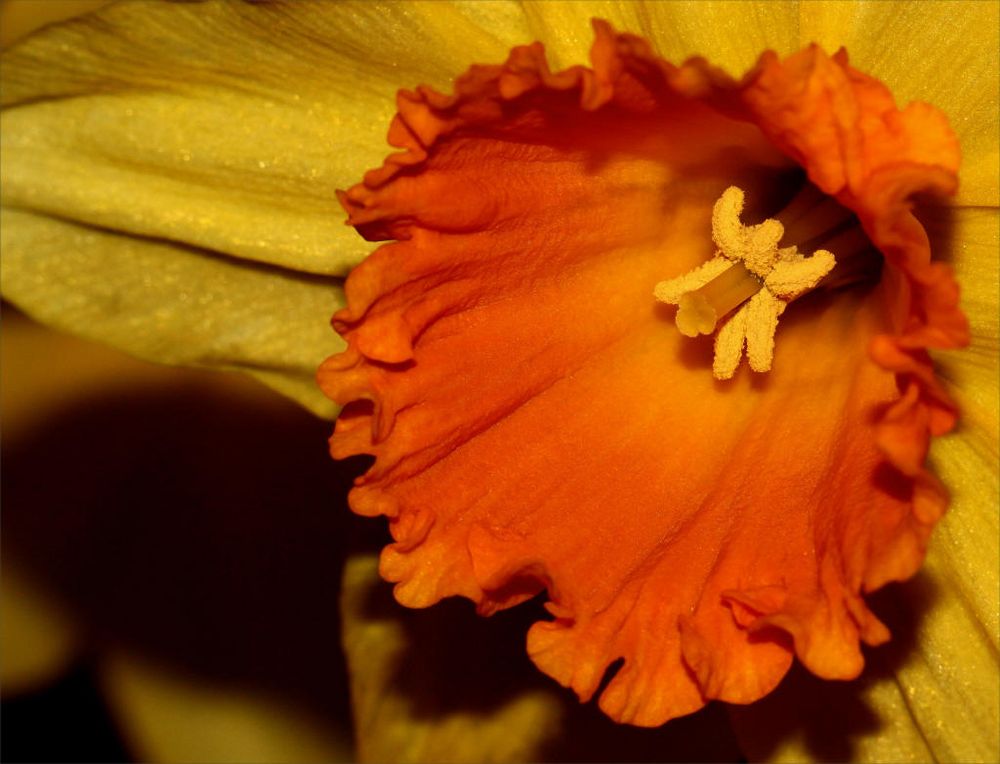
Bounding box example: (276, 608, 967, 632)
(343, 529, 746, 763)
(729, 574, 939, 762)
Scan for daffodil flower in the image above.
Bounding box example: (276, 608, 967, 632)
(1, 2, 996, 763)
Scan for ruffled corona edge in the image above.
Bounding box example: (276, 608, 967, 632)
(319, 21, 967, 726)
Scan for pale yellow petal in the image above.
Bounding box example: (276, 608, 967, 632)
(0, 0, 531, 277)
(0, 0, 539, 408)
(1, 207, 343, 416)
(521, 0, 652, 69)
(521, 0, 800, 74)
(800, 0, 999, 207)
(927, 206, 1000, 440)
(640, 1, 800, 76)
(925, 206, 999, 717)
(101, 652, 352, 763)
(0, 0, 113, 48)
(0, 561, 81, 693)
(909, 446, 1000, 763)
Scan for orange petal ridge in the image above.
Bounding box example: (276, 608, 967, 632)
(318, 22, 967, 726)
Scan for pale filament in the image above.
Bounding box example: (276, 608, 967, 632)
(813, 225, 880, 290)
(777, 184, 855, 246)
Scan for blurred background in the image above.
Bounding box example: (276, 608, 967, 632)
(1, 301, 363, 762)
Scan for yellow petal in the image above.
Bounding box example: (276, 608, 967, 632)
(0, 0, 535, 408)
(0, 0, 113, 48)
(102, 652, 352, 763)
(641, 0, 801, 74)
(1, 208, 343, 416)
(0, 561, 80, 693)
(928, 206, 1000, 439)
(916, 206, 999, 760)
(0, 0, 532, 275)
(522, 1, 801, 74)
(800, 0, 1000, 207)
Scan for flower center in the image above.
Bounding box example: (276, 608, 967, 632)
(654, 184, 857, 379)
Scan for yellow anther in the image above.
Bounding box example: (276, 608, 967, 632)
(655, 186, 837, 380)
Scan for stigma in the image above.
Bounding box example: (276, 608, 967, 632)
(655, 186, 836, 380)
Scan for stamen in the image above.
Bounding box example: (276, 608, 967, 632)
(676, 262, 762, 337)
(654, 185, 838, 379)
